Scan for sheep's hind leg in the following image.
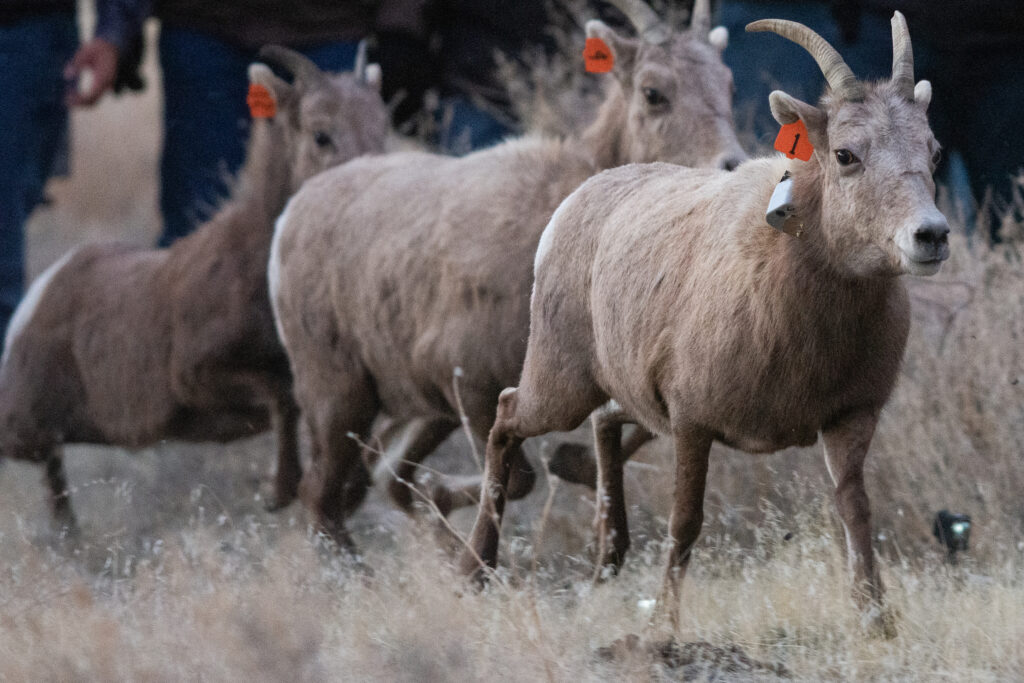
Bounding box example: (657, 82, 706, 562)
(592, 403, 635, 578)
(377, 417, 458, 514)
(459, 381, 604, 582)
(44, 447, 78, 539)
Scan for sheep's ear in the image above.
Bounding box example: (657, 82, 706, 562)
(769, 90, 828, 152)
(914, 79, 932, 110)
(364, 63, 382, 92)
(248, 63, 293, 109)
(585, 20, 639, 82)
(708, 26, 728, 52)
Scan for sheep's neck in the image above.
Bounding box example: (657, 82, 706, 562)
(227, 119, 295, 239)
(578, 82, 630, 170)
(772, 158, 896, 310)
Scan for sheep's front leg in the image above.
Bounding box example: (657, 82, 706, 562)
(379, 418, 458, 514)
(265, 394, 301, 511)
(547, 422, 656, 490)
(661, 427, 712, 631)
(299, 386, 377, 551)
(822, 409, 895, 637)
(44, 448, 78, 538)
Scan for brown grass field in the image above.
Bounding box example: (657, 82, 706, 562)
(2, 18, 1022, 682)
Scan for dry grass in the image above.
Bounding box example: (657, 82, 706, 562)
(4, 15, 1022, 681)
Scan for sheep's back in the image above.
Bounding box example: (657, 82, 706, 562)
(280, 139, 597, 420)
(537, 159, 909, 446)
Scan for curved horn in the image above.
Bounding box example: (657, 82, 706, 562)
(890, 11, 914, 99)
(689, 0, 711, 38)
(746, 19, 865, 101)
(354, 39, 369, 82)
(605, 0, 670, 45)
(257, 45, 326, 88)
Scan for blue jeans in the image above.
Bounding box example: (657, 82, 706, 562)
(436, 96, 512, 155)
(157, 28, 360, 247)
(0, 13, 77, 342)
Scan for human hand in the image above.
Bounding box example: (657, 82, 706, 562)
(64, 38, 119, 107)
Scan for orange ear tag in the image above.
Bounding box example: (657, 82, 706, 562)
(247, 83, 277, 119)
(583, 37, 614, 73)
(774, 120, 814, 161)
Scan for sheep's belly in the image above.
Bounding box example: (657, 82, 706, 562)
(717, 427, 820, 454)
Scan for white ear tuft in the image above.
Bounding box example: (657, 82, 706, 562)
(768, 91, 799, 125)
(914, 79, 932, 110)
(364, 63, 382, 92)
(708, 26, 729, 52)
(248, 63, 275, 86)
(585, 19, 608, 39)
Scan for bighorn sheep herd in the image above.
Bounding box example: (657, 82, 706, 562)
(0, 48, 387, 530)
(1, 0, 951, 635)
(269, 0, 745, 548)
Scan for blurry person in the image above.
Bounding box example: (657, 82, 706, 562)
(0, 0, 143, 342)
(67, 1, 427, 247)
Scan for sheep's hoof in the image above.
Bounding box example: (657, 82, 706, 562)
(597, 635, 790, 678)
(263, 490, 296, 512)
(547, 442, 597, 488)
(50, 516, 82, 552)
(312, 519, 358, 557)
(594, 551, 627, 582)
(426, 482, 454, 518)
(457, 551, 491, 588)
(261, 477, 299, 511)
(866, 605, 899, 640)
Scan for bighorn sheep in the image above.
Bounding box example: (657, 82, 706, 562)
(0, 48, 388, 532)
(461, 13, 948, 635)
(270, 0, 746, 548)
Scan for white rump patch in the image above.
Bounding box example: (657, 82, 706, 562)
(267, 199, 293, 348)
(2, 249, 76, 367)
(534, 197, 572, 276)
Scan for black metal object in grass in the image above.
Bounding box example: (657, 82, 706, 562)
(933, 510, 972, 563)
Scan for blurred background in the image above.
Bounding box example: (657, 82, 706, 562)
(1, 0, 1017, 565)
(0, 1, 1021, 678)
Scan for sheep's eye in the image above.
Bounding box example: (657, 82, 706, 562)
(314, 131, 333, 148)
(642, 87, 668, 107)
(835, 149, 859, 166)
(931, 149, 942, 166)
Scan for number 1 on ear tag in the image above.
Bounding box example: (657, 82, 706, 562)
(583, 37, 614, 73)
(774, 120, 813, 161)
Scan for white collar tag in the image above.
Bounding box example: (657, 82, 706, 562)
(764, 171, 803, 237)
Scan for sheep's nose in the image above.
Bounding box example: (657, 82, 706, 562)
(914, 219, 949, 248)
(719, 156, 743, 172)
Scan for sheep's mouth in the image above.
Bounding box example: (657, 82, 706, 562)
(900, 249, 947, 275)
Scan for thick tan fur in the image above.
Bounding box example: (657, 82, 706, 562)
(462, 16, 949, 637)
(0, 53, 389, 532)
(271, 9, 746, 547)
